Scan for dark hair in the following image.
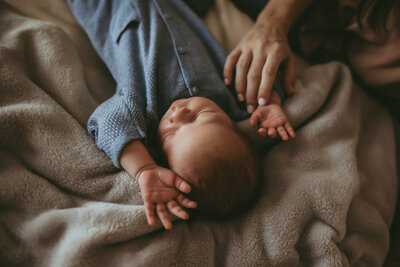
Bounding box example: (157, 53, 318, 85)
(188, 126, 260, 215)
(357, 0, 400, 32)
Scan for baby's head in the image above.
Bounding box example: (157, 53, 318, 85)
(158, 97, 259, 215)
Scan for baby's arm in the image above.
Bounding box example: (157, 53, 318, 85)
(249, 90, 295, 140)
(120, 141, 197, 230)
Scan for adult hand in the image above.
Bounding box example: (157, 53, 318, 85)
(224, 20, 295, 113)
(138, 165, 197, 230)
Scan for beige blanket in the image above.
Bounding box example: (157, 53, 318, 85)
(0, 2, 397, 266)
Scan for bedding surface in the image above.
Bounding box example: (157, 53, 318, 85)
(0, 1, 397, 266)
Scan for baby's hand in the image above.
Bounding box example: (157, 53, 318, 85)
(223, 20, 294, 113)
(138, 165, 197, 230)
(249, 104, 295, 140)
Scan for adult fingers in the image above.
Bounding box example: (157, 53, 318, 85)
(224, 49, 241, 86)
(285, 123, 296, 138)
(245, 53, 266, 110)
(258, 55, 280, 107)
(167, 200, 189, 220)
(235, 50, 252, 104)
(176, 194, 197, 209)
(145, 202, 156, 226)
(282, 54, 295, 95)
(156, 203, 172, 230)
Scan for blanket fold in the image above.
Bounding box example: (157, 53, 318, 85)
(0, 2, 396, 266)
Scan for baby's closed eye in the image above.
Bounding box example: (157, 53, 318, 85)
(161, 130, 176, 142)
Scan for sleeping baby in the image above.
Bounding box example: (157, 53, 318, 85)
(121, 93, 293, 230)
(157, 94, 293, 216)
(66, 0, 295, 229)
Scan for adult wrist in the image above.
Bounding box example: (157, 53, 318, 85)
(256, 3, 292, 34)
(256, 0, 314, 34)
(256, 13, 291, 34)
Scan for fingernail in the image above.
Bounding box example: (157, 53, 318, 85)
(224, 78, 229, 85)
(238, 93, 245, 102)
(247, 105, 255, 113)
(258, 97, 267, 106)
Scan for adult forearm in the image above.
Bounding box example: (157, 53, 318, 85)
(256, 0, 314, 33)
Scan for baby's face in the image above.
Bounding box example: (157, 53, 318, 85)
(158, 97, 247, 184)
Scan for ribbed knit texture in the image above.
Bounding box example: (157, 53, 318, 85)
(67, 0, 282, 167)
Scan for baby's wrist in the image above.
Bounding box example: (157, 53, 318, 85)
(134, 163, 158, 181)
(120, 140, 156, 180)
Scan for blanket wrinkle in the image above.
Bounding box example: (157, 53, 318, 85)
(0, 1, 397, 266)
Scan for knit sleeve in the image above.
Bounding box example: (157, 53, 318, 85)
(67, 0, 149, 168)
(88, 86, 147, 168)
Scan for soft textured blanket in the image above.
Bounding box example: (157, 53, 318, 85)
(0, 2, 397, 266)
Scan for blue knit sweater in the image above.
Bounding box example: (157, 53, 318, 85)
(67, 0, 281, 168)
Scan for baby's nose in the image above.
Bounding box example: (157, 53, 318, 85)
(169, 106, 192, 123)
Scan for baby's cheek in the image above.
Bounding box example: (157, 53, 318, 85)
(157, 118, 171, 143)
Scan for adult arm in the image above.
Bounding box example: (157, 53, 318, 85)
(224, 0, 314, 112)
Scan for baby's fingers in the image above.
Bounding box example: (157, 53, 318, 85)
(174, 176, 191, 194)
(249, 112, 262, 128)
(285, 122, 296, 138)
(268, 128, 277, 138)
(277, 126, 289, 141)
(167, 200, 189, 220)
(176, 194, 197, 209)
(224, 49, 241, 86)
(157, 203, 172, 230)
(145, 202, 156, 226)
(258, 128, 268, 137)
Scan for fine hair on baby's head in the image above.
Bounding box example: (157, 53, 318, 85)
(187, 125, 260, 215)
(158, 96, 260, 215)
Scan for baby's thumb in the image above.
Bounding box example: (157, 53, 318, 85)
(174, 176, 191, 194)
(249, 112, 261, 127)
